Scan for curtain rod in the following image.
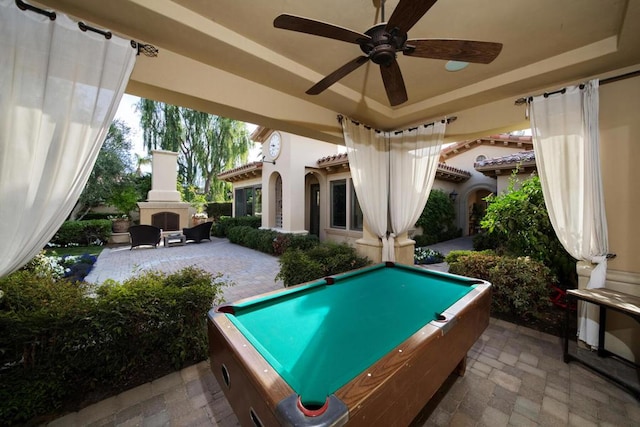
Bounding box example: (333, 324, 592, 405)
(514, 69, 640, 105)
(337, 114, 456, 134)
(15, 0, 159, 57)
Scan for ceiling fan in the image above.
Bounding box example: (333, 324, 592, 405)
(273, 0, 503, 106)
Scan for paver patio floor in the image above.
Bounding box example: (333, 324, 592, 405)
(47, 238, 639, 426)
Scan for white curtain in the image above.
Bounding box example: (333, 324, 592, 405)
(342, 118, 446, 262)
(342, 119, 393, 260)
(0, 0, 136, 276)
(529, 80, 608, 347)
(389, 122, 446, 245)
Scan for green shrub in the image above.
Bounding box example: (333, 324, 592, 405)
(448, 252, 553, 322)
(413, 234, 437, 247)
(415, 189, 461, 244)
(472, 231, 503, 251)
(276, 242, 370, 287)
(444, 249, 494, 265)
(227, 226, 319, 256)
(272, 233, 319, 255)
(0, 267, 227, 425)
(212, 216, 261, 237)
(51, 220, 112, 246)
(480, 174, 577, 288)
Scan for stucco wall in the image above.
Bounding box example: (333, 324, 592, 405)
(600, 77, 640, 274)
(588, 75, 640, 362)
(261, 132, 340, 233)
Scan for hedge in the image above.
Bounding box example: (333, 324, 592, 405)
(446, 251, 553, 322)
(226, 226, 319, 255)
(51, 220, 112, 246)
(276, 242, 371, 287)
(212, 216, 261, 237)
(0, 267, 228, 425)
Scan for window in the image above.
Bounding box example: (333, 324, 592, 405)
(330, 179, 363, 231)
(350, 180, 363, 231)
(234, 185, 262, 217)
(475, 155, 487, 163)
(330, 180, 347, 228)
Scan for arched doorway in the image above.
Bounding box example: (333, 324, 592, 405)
(466, 188, 492, 235)
(305, 172, 323, 237)
(275, 174, 283, 229)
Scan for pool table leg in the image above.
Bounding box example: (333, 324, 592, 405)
(454, 355, 467, 376)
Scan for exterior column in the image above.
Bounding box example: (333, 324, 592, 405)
(355, 221, 415, 265)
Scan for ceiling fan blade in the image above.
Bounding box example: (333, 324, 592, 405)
(404, 39, 503, 64)
(386, 0, 438, 35)
(306, 56, 370, 95)
(274, 14, 371, 45)
(380, 60, 408, 106)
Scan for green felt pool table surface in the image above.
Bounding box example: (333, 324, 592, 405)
(224, 263, 480, 406)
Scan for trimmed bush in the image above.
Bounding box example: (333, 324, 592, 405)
(0, 267, 227, 425)
(227, 226, 319, 256)
(447, 252, 553, 322)
(51, 220, 112, 246)
(212, 216, 261, 237)
(276, 242, 371, 287)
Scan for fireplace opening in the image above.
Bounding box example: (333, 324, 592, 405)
(152, 212, 180, 231)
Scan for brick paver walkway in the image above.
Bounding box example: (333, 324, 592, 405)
(47, 238, 639, 426)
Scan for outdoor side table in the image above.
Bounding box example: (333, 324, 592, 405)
(164, 233, 186, 247)
(563, 287, 640, 399)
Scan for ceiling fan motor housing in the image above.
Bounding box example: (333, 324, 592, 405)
(360, 23, 407, 65)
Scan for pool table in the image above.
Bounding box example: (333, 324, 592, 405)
(207, 262, 491, 426)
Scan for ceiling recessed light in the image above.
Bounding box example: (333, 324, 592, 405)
(445, 61, 470, 72)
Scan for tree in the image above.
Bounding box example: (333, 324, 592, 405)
(72, 120, 134, 219)
(138, 99, 251, 201)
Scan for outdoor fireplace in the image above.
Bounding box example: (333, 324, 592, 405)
(151, 212, 180, 231)
(138, 150, 190, 231)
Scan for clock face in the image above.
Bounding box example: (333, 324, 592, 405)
(268, 132, 281, 159)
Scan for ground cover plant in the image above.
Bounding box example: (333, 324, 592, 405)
(0, 266, 228, 425)
(414, 247, 444, 264)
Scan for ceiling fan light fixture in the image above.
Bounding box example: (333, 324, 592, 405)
(445, 60, 470, 72)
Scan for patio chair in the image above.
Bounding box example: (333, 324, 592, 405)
(182, 221, 213, 243)
(129, 225, 162, 250)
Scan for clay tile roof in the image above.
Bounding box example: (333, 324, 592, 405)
(217, 161, 263, 182)
(316, 153, 349, 167)
(474, 151, 537, 177)
(475, 150, 536, 169)
(317, 152, 472, 182)
(440, 133, 533, 161)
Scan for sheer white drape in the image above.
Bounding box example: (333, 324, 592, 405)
(0, 0, 136, 276)
(389, 122, 446, 245)
(529, 80, 608, 347)
(342, 118, 446, 262)
(341, 119, 392, 260)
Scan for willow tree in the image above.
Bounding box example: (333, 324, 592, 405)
(138, 99, 251, 201)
